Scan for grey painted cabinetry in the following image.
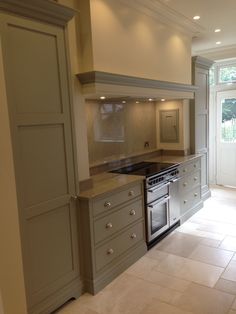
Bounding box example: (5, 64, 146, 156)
(79, 181, 147, 294)
(179, 157, 203, 223)
(0, 1, 82, 313)
(190, 56, 214, 201)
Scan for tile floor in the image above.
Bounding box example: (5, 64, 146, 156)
(57, 185, 236, 314)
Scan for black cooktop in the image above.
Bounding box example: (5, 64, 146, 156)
(110, 161, 177, 177)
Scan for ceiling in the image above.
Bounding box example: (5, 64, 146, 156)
(158, 0, 236, 59)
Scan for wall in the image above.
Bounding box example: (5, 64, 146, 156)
(86, 99, 157, 164)
(79, 0, 192, 84)
(156, 99, 190, 153)
(0, 40, 27, 314)
(59, 0, 90, 181)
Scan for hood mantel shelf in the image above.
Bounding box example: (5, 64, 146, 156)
(77, 71, 198, 100)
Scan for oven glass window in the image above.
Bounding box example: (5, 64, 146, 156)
(150, 202, 168, 235)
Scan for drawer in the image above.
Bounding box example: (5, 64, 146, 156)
(93, 183, 142, 216)
(94, 199, 143, 244)
(180, 186, 201, 215)
(95, 221, 144, 272)
(179, 159, 201, 176)
(179, 170, 201, 193)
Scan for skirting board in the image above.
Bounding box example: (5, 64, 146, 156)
(83, 242, 147, 295)
(29, 277, 83, 314)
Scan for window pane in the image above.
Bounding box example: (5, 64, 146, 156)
(219, 66, 236, 83)
(221, 98, 236, 142)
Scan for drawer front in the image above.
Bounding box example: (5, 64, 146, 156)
(95, 221, 144, 272)
(94, 199, 143, 244)
(180, 186, 201, 215)
(179, 170, 201, 193)
(179, 159, 201, 176)
(93, 183, 142, 216)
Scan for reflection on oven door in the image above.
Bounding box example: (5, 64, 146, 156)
(147, 196, 170, 242)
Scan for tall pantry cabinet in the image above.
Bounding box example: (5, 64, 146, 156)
(0, 1, 82, 313)
(190, 56, 214, 201)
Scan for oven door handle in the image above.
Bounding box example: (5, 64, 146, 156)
(148, 195, 170, 208)
(147, 182, 170, 193)
(170, 177, 181, 183)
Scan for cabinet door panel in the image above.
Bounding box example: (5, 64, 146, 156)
(0, 13, 80, 312)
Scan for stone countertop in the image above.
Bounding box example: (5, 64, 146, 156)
(145, 154, 202, 164)
(78, 154, 201, 200)
(78, 172, 144, 200)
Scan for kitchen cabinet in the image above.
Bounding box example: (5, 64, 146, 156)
(0, 1, 82, 313)
(190, 56, 214, 201)
(179, 157, 203, 223)
(79, 181, 147, 294)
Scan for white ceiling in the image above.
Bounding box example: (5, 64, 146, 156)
(158, 0, 236, 58)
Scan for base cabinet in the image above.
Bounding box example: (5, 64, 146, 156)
(79, 182, 147, 294)
(179, 157, 203, 223)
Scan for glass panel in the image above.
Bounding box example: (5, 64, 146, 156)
(221, 98, 236, 143)
(219, 66, 236, 83)
(209, 66, 215, 86)
(151, 202, 167, 235)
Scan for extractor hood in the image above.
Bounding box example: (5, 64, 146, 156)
(77, 71, 198, 100)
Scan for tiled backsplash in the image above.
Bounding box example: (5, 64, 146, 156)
(86, 99, 157, 165)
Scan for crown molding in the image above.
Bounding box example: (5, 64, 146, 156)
(192, 56, 214, 70)
(118, 0, 204, 36)
(0, 0, 75, 26)
(193, 44, 236, 56)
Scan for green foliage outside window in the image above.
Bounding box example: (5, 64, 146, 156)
(219, 66, 236, 83)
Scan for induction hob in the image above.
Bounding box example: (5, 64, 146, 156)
(110, 161, 178, 177)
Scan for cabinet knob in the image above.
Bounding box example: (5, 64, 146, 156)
(104, 201, 111, 208)
(106, 222, 113, 229)
(71, 195, 78, 201)
(129, 209, 136, 216)
(183, 182, 187, 187)
(194, 193, 198, 197)
(107, 248, 114, 255)
(130, 233, 137, 239)
(184, 200, 187, 204)
(183, 168, 187, 173)
(194, 164, 197, 168)
(128, 190, 134, 197)
(194, 177, 198, 181)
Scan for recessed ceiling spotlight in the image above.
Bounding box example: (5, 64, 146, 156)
(100, 96, 106, 100)
(193, 15, 200, 20)
(148, 98, 153, 101)
(161, 98, 166, 102)
(122, 100, 126, 104)
(215, 28, 221, 33)
(216, 41, 221, 45)
(136, 101, 140, 104)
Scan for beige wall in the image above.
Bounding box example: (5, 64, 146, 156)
(156, 99, 190, 152)
(87, 0, 192, 84)
(86, 99, 157, 164)
(59, 0, 90, 181)
(0, 41, 27, 314)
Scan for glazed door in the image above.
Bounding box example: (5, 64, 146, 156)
(216, 91, 236, 187)
(0, 13, 80, 313)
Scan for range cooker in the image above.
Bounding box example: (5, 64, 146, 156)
(111, 161, 180, 248)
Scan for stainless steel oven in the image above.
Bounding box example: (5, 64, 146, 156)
(145, 167, 180, 246)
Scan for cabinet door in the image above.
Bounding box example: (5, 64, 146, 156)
(0, 13, 80, 312)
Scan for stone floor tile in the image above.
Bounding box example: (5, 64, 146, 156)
(220, 237, 236, 251)
(173, 282, 235, 314)
(139, 299, 194, 314)
(189, 244, 234, 267)
(155, 253, 224, 287)
(215, 278, 236, 294)
(222, 261, 236, 282)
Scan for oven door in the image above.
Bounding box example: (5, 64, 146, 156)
(147, 195, 170, 242)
